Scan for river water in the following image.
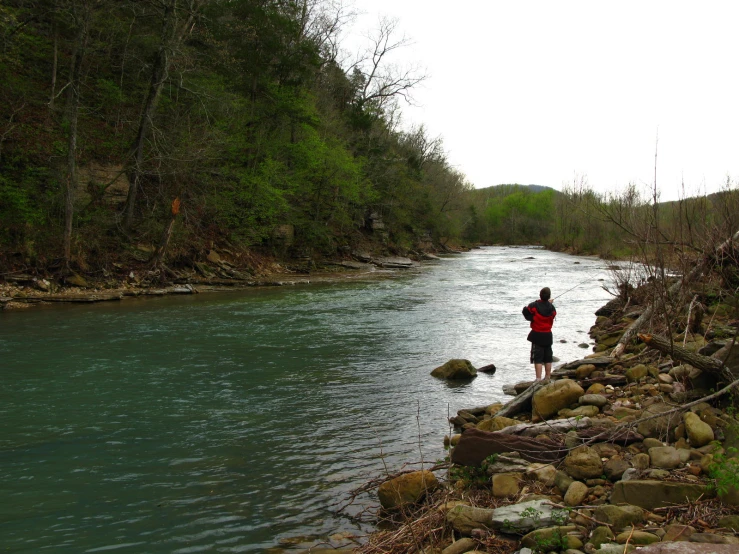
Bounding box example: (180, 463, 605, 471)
(0, 246, 613, 553)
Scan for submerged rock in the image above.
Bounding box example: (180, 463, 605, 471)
(430, 359, 477, 380)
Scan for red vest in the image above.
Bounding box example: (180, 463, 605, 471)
(527, 302, 556, 333)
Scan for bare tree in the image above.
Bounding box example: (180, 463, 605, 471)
(349, 16, 426, 111)
(62, 0, 95, 272)
(122, 0, 202, 230)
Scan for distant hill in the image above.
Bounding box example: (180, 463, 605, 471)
(469, 184, 558, 197)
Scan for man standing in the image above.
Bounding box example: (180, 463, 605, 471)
(522, 287, 556, 381)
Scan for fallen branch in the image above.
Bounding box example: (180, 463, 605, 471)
(638, 333, 734, 382)
(495, 380, 546, 419)
(610, 229, 739, 358)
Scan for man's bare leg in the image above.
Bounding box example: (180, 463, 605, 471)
(544, 362, 552, 380)
(534, 363, 543, 380)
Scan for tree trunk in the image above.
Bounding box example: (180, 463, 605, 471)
(611, 229, 739, 357)
(638, 333, 734, 382)
(151, 198, 180, 272)
(63, 2, 91, 271)
(123, 0, 198, 229)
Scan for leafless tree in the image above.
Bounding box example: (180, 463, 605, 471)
(348, 16, 426, 111)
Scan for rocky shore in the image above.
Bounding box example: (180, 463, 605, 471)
(0, 248, 449, 311)
(355, 276, 739, 554)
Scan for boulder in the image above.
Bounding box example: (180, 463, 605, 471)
(718, 515, 739, 531)
(532, 379, 585, 422)
(526, 463, 557, 486)
(636, 403, 682, 440)
(554, 470, 574, 494)
(603, 457, 630, 481)
(563, 445, 603, 479)
(377, 470, 438, 510)
(576, 364, 597, 379)
(441, 538, 477, 554)
(648, 446, 682, 469)
(520, 526, 579, 550)
(490, 499, 569, 533)
(615, 531, 660, 545)
(579, 394, 609, 408)
(476, 416, 519, 432)
(590, 526, 615, 548)
(491, 472, 522, 498)
(586, 383, 607, 395)
(593, 504, 645, 529)
(559, 405, 600, 418)
(431, 359, 477, 380)
(662, 524, 694, 542)
(683, 412, 714, 447)
(626, 364, 649, 382)
(446, 504, 494, 535)
(564, 481, 589, 506)
(610, 480, 710, 510)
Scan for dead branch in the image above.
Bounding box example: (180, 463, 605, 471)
(611, 229, 739, 358)
(638, 333, 734, 382)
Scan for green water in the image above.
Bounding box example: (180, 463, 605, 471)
(0, 247, 612, 552)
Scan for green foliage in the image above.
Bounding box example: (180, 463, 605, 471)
(707, 445, 739, 496)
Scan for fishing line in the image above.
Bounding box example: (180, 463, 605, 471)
(552, 268, 608, 302)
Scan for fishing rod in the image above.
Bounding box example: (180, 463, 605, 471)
(551, 271, 606, 302)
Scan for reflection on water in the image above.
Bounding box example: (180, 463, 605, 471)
(0, 246, 611, 552)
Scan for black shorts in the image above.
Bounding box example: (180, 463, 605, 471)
(530, 343, 553, 364)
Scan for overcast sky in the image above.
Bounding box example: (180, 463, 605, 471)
(342, 1, 739, 201)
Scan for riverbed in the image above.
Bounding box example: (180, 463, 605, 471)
(0, 246, 613, 552)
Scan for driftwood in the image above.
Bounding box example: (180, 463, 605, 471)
(579, 374, 627, 388)
(494, 380, 546, 419)
(610, 229, 739, 358)
(638, 333, 734, 382)
(576, 425, 643, 445)
(451, 427, 566, 466)
(495, 417, 592, 437)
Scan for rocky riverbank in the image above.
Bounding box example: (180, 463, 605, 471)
(353, 274, 739, 554)
(0, 247, 453, 312)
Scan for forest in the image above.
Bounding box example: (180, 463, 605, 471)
(1, 0, 738, 279)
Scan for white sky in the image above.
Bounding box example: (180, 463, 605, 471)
(343, 1, 739, 201)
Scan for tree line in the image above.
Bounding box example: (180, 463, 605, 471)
(1, 0, 737, 276)
(0, 0, 472, 273)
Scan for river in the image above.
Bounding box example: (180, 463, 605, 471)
(0, 246, 613, 553)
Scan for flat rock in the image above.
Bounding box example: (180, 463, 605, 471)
(633, 544, 738, 553)
(490, 499, 569, 533)
(446, 504, 494, 535)
(610, 480, 711, 510)
(579, 394, 608, 407)
(373, 256, 413, 268)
